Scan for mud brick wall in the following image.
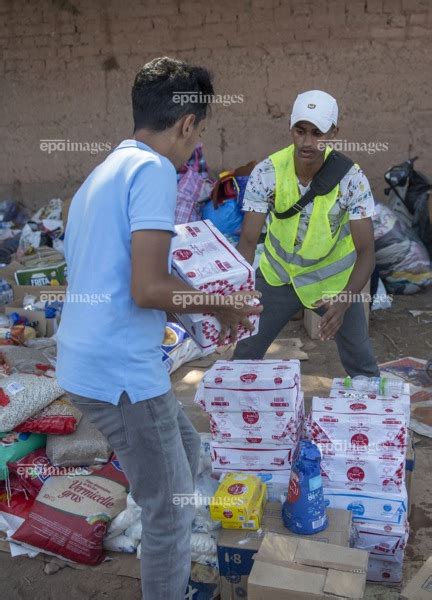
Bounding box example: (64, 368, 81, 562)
(1, 0, 431, 209)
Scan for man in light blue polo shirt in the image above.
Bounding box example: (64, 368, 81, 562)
(57, 137, 178, 403)
(56, 57, 261, 600)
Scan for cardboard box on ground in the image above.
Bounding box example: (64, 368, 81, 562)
(1, 259, 67, 304)
(303, 279, 371, 340)
(14, 260, 67, 286)
(401, 556, 432, 599)
(247, 532, 368, 600)
(218, 501, 354, 600)
(0, 260, 63, 336)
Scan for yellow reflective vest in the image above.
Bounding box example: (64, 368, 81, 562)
(259, 144, 357, 308)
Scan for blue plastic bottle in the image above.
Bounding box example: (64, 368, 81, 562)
(282, 440, 328, 534)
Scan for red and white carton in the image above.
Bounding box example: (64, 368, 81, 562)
(310, 396, 408, 452)
(195, 360, 301, 412)
(320, 451, 406, 493)
(209, 392, 304, 445)
(330, 379, 410, 423)
(171, 220, 259, 352)
(366, 554, 403, 584)
(210, 442, 293, 474)
(354, 519, 409, 561)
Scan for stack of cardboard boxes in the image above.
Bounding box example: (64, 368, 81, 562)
(309, 377, 411, 584)
(195, 359, 304, 501)
(217, 501, 356, 600)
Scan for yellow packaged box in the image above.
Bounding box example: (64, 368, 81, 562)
(222, 482, 267, 530)
(210, 473, 263, 522)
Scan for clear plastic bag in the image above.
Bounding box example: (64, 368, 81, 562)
(192, 469, 221, 533)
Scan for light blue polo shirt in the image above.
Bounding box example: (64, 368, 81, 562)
(56, 140, 177, 404)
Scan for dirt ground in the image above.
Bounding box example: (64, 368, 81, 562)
(0, 288, 431, 600)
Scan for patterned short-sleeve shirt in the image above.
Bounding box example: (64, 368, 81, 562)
(243, 157, 375, 248)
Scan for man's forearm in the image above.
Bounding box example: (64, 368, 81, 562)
(343, 250, 376, 298)
(236, 240, 257, 266)
(236, 211, 267, 266)
(137, 274, 238, 314)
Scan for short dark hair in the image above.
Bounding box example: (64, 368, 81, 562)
(132, 57, 214, 132)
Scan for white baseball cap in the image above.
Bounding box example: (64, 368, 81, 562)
(290, 90, 338, 134)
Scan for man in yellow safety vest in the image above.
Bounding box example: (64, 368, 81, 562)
(234, 90, 379, 377)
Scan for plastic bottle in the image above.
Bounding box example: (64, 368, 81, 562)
(345, 375, 405, 395)
(282, 440, 328, 535)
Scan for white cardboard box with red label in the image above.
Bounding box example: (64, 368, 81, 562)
(353, 518, 409, 562)
(210, 413, 302, 446)
(366, 554, 404, 584)
(310, 396, 408, 451)
(171, 220, 260, 353)
(208, 392, 304, 445)
(195, 360, 301, 413)
(210, 442, 293, 474)
(320, 451, 406, 493)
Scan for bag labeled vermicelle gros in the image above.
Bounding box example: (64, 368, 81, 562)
(11, 458, 128, 564)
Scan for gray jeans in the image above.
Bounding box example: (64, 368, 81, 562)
(69, 389, 201, 600)
(234, 270, 380, 377)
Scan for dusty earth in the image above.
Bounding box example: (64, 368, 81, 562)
(0, 288, 431, 600)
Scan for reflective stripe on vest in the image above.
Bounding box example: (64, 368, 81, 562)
(292, 249, 357, 288)
(263, 244, 357, 288)
(267, 217, 352, 269)
(263, 245, 291, 283)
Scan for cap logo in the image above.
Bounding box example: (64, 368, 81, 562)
(307, 103, 316, 109)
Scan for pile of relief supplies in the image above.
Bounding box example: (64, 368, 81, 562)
(0, 146, 421, 598)
(190, 362, 415, 598)
(191, 359, 417, 598)
(0, 198, 68, 320)
(0, 195, 218, 577)
(0, 359, 410, 596)
(308, 375, 413, 585)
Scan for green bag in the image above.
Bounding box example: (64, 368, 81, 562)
(0, 431, 46, 480)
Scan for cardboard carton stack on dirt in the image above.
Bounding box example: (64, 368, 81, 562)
(195, 359, 303, 503)
(309, 376, 411, 584)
